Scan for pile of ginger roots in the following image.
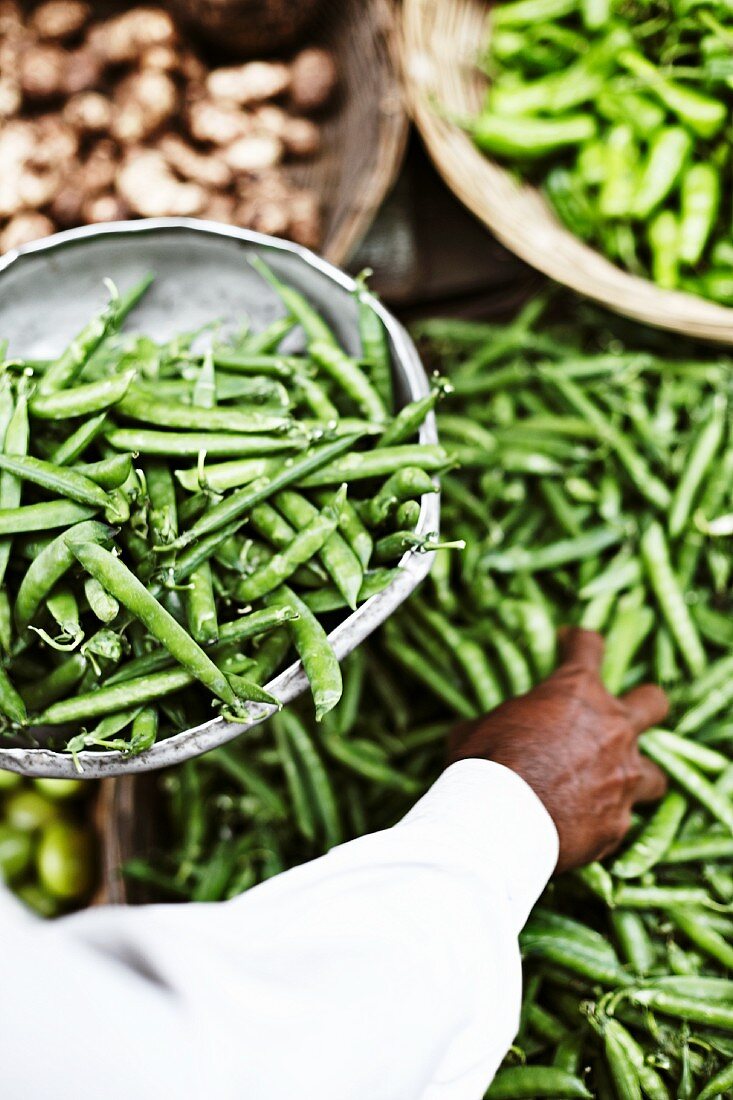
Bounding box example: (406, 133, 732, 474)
(0, 1, 338, 253)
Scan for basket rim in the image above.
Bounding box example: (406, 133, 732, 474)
(0, 218, 439, 779)
(312, 0, 410, 266)
(399, 0, 733, 343)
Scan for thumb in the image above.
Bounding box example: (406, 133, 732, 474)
(558, 626, 605, 672)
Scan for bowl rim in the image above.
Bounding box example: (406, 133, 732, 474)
(0, 218, 439, 778)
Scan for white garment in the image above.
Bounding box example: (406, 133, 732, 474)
(0, 759, 558, 1100)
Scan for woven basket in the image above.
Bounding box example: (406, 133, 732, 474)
(400, 0, 733, 342)
(288, 0, 408, 265)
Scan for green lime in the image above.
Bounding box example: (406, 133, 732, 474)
(33, 778, 84, 801)
(5, 789, 58, 832)
(0, 770, 21, 792)
(0, 822, 33, 881)
(36, 821, 94, 901)
(15, 882, 59, 919)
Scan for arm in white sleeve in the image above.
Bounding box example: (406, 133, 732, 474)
(0, 759, 558, 1100)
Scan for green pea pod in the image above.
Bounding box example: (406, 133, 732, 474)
(68, 541, 255, 714)
(30, 371, 135, 420)
(486, 1067, 592, 1099)
(37, 291, 119, 396)
(84, 576, 119, 624)
(237, 487, 346, 602)
(602, 1022, 642, 1100)
(15, 520, 114, 631)
(599, 124, 638, 219)
(611, 790, 688, 879)
(108, 429, 300, 458)
(604, 1018, 667, 1100)
(278, 710, 341, 849)
(264, 586, 342, 720)
(74, 453, 133, 491)
(355, 275, 393, 413)
(632, 127, 692, 220)
(473, 112, 597, 160)
(300, 568, 396, 614)
(186, 562, 219, 645)
(679, 162, 720, 267)
(545, 168, 597, 240)
(276, 490, 362, 610)
(619, 49, 727, 138)
(297, 444, 449, 489)
(363, 467, 436, 527)
(482, 526, 623, 573)
(378, 380, 448, 449)
(0, 666, 27, 726)
(640, 522, 706, 676)
(668, 907, 733, 970)
(116, 389, 292, 435)
(492, 0, 577, 26)
(648, 210, 680, 290)
(272, 713, 317, 842)
(50, 412, 109, 465)
(0, 590, 12, 654)
(309, 340, 387, 424)
(170, 434, 362, 550)
(145, 460, 179, 546)
(602, 589, 655, 695)
(381, 619, 475, 718)
(630, 988, 733, 1030)
(596, 90, 665, 137)
(611, 910, 656, 975)
(19, 653, 88, 713)
(250, 257, 335, 347)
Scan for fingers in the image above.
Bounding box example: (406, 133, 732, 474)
(621, 683, 669, 736)
(632, 755, 668, 804)
(558, 626, 604, 672)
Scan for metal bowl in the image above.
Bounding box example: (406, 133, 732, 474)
(0, 219, 439, 778)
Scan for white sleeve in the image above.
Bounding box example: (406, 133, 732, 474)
(0, 759, 558, 1100)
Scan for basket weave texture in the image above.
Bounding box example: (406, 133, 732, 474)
(293, 0, 408, 264)
(400, 0, 733, 342)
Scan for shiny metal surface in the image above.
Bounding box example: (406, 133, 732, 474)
(0, 219, 439, 777)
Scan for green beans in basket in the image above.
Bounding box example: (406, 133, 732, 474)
(142, 293, 733, 1096)
(0, 267, 444, 756)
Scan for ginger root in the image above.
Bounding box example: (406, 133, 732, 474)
(117, 150, 205, 218)
(289, 48, 338, 114)
(0, 211, 55, 251)
(206, 61, 290, 106)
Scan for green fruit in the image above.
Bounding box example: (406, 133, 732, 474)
(36, 821, 93, 901)
(33, 778, 84, 801)
(15, 883, 58, 919)
(0, 769, 21, 792)
(5, 789, 57, 832)
(0, 822, 33, 881)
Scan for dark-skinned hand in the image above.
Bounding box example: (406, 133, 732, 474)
(448, 626, 669, 873)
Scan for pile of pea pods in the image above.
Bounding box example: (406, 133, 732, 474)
(0, 263, 449, 756)
(474, 0, 733, 302)
(140, 295, 733, 1098)
(0, 770, 94, 915)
